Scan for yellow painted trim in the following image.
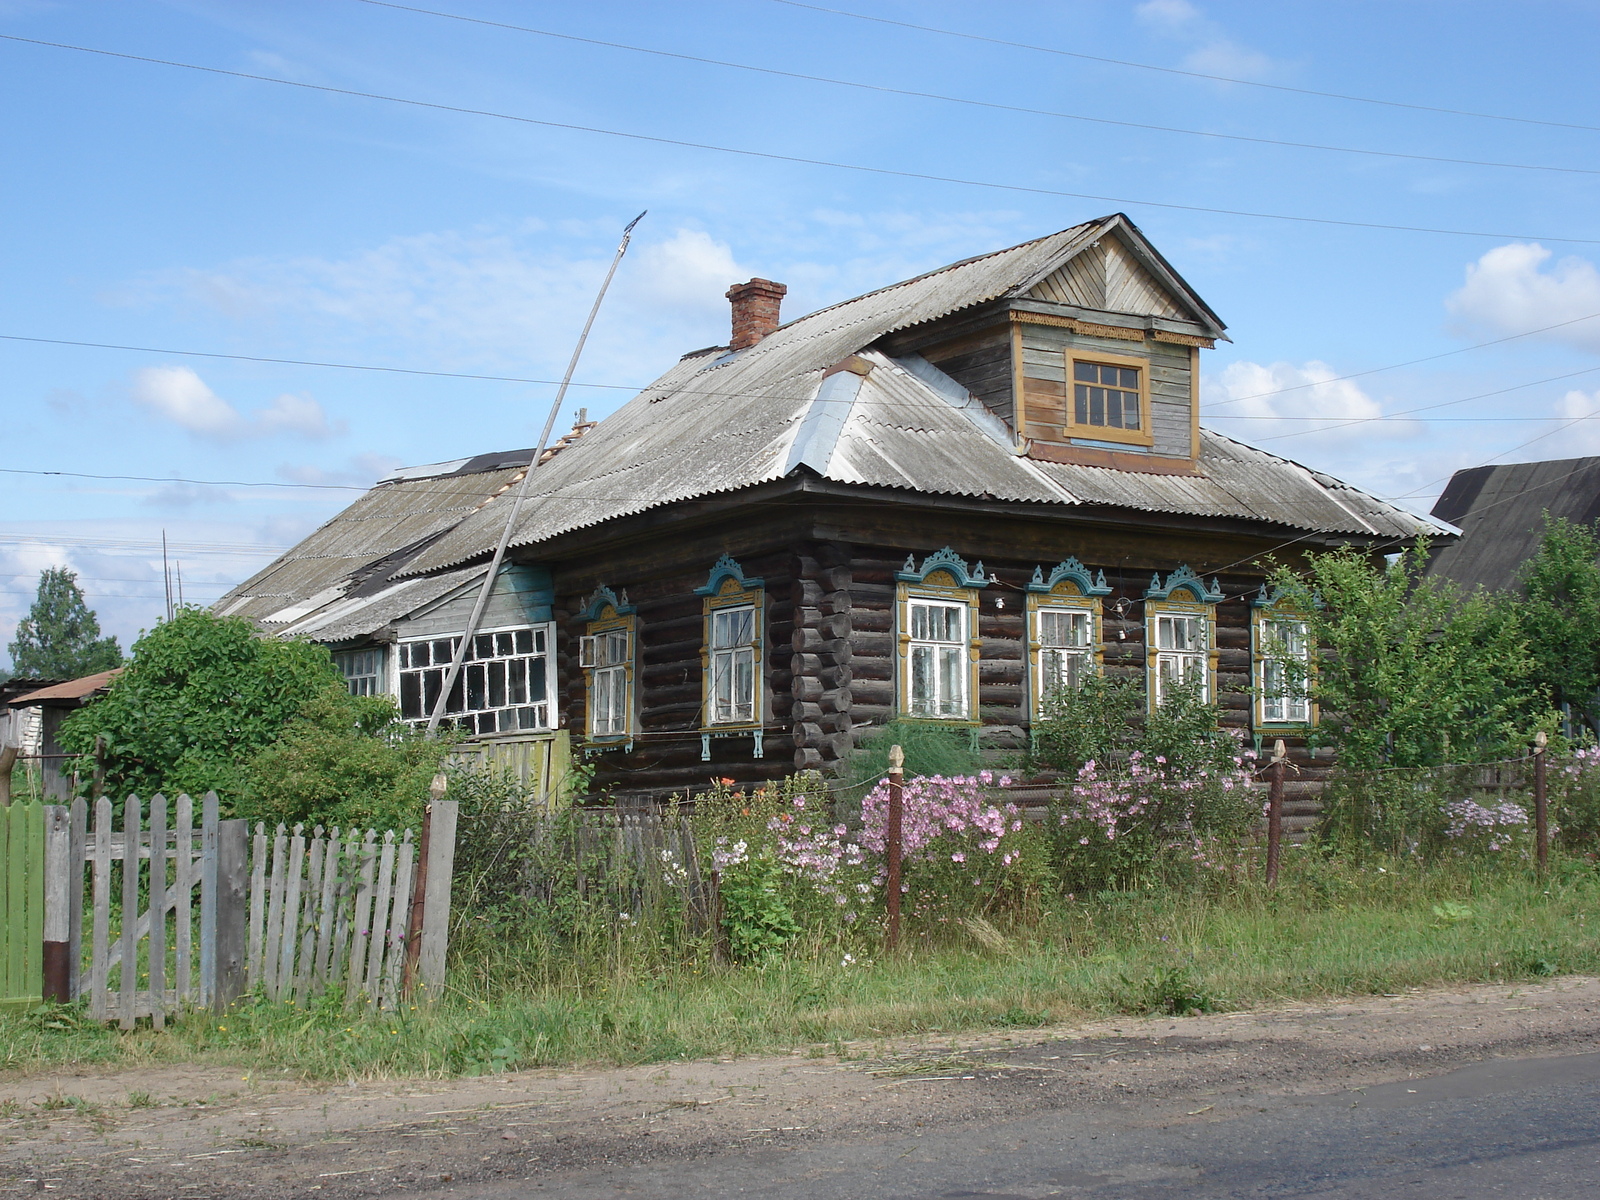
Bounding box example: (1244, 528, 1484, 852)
(1010, 318, 1028, 449)
(895, 577, 983, 724)
(1065, 347, 1156, 449)
(702, 580, 765, 731)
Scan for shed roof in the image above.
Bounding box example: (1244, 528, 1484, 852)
(10, 669, 121, 707)
(1425, 456, 1600, 592)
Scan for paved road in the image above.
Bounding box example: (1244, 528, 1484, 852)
(432, 1050, 1600, 1199)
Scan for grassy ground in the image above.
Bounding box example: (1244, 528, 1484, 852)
(2, 854, 1594, 1081)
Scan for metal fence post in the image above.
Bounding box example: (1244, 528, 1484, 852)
(1534, 730, 1549, 875)
(1266, 739, 1286, 888)
(886, 744, 903, 950)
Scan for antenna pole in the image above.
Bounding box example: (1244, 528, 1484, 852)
(425, 212, 646, 737)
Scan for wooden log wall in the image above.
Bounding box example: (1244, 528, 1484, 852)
(790, 541, 855, 771)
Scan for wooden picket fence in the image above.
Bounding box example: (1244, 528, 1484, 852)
(31, 794, 457, 1026)
(0, 801, 45, 1007)
(245, 821, 441, 1012)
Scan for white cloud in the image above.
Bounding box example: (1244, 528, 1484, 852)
(131, 366, 341, 440)
(1546, 388, 1600, 456)
(276, 454, 403, 487)
(1204, 359, 1388, 436)
(1136, 0, 1277, 81)
(1446, 243, 1600, 354)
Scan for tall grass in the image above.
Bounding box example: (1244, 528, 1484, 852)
(2, 853, 1594, 1081)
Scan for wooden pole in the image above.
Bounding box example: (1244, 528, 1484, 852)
(1266, 739, 1286, 888)
(886, 744, 904, 951)
(212, 819, 249, 1012)
(0, 736, 18, 807)
(1534, 730, 1549, 875)
(401, 773, 446, 999)
(42, 805, 71, 1003)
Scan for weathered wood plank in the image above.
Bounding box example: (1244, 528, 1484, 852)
(119, 796, 139, 1031)
(89, 797, 111, 1021)
(148, 794, 167, 1030)
(246, 822, 267, 990)
(174, 795, 192, 1006)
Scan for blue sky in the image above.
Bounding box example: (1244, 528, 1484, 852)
(4, 0, 1600, 665)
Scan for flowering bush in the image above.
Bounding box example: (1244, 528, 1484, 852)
(858, 772, 1051, 918)
(1441, 797, 1531, 857)
(1558, 745, 1600, 853)
(1052, 749, 1260, 891)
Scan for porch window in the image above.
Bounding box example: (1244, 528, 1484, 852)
(1258, 616, 1312, 724)
(334, 648, 384, 697)
(908, 599, 968, 718)
(709, 605, 758, 725)
(397, 625, 552, 733)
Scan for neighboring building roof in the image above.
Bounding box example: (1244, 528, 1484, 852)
(11, 669, 121, 707)
(1425, 456, 1600, 592)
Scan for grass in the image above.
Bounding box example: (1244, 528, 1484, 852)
(1, 854, 1596, 1082)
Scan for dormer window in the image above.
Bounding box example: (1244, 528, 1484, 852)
(1067, 351, 1152, 447)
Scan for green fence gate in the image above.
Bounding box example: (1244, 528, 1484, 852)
(0, 801, 44, 1006)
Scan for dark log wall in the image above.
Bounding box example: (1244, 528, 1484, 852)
(915, 325, 1014, 427)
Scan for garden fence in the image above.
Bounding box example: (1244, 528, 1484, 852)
(32, 794, 457, 1027)
(0, 801, 44, 1006)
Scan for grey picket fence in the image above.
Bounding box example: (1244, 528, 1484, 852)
(43, 794, 457, 1026)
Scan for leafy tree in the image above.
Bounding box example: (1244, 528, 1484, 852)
(241, 690, 453, 832)
(58, 608, 343, 804)
(1029, 674, 1240, 777)
(1270, 542, 1549, 769)
(8, 567, 121, 678)
(1519, 515, 1600, 735)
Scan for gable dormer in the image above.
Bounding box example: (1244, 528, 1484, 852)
(878, 215, 1225, 474)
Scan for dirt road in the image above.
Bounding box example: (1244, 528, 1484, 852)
(3, 977, 1598, 1199)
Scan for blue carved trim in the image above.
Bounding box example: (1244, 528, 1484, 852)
(694, 553, 764, 596)
(1146, 564, 1224, 603)
(896, 546, 990, 588)
(578, 584, 635, 620)
(1253, 582, 1321, 610)
(1026, 557, 1112, 596)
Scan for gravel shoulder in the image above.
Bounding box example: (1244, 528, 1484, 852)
(3, 976, 1599, 1199)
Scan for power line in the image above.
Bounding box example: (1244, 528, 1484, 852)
(1199, 312, 1600, 412)
(355, 0, 1599, 178)
(768, 0, 1600, 136)
(4, 32, 1598, 245)
(0, 533, 286, 556)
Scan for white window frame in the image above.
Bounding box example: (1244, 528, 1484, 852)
(396, 623, 553, 734)
(708, 604, 759, 726)
(1258, 615, 1312, 725)
(906, 597, 970, 720)
(1034, 607, 1093, 706)
(334, 648, 385, 697)
(1151, 609, 1211, 705)
(585, 627, 632, 737)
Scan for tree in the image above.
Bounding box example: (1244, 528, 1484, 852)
(8, 567, 121, 679)
(1519, 515, 1600, 735)
(1270, 542, 1549, 769)
(58, 608, 344, 804)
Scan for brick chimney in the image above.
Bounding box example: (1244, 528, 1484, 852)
(725, 278, 787, 351)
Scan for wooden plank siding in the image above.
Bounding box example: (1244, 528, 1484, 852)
(917, 325, 1014, 428)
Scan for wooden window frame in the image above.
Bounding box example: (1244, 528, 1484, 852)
(578, 585, 637, 744)
(696, 556, 765, 733)
(396, 623, 554, 733)
(1025, 558, 1111, 721)
(334, 648, 385, 697)
(895, 548, 987, 725)
(1252, 591, 1317, 731)
(1144, 567, 1222, 712)
(1065, 348, 1154, 448)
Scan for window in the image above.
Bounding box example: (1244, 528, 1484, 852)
(1153, 613, 1209, 703)
(579, 585, 637, 742)
(1065, 351, 1153, 447)
(908, 599, 968, 718)
(1074, 361, 1141, 431)
(335, 649, 384, 697)
(896, 547, 986, 723)
(1253, 595, 1315, 729)
(1037, 609, 1092, 696)
(1145, 566, 1222, 711)
(697, 556, 765, 732)
(709, 606, 757, 724)
(397, 625, 551, 733)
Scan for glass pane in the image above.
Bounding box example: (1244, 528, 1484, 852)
(445, 669, 464, 715)
(1074, 361, 1097, 382)
(474, 634, 493, 660)
(400, 672, 421, 720)
(527, 657, 546, 704)
(911, 604, 931, 642)
(422, 668, 442, 715)
(1106, 391, 1124, 428)
(466, 663, 486, 711)
(1075, 385, 1088, 424)
(485, 661, 504, 708)
(938, 645, 964, 716)
(1123, 394, 1140, 429)
(403, 643, 422, 669)
(432, 639, 453, 665)
(515, 629, 534, 655)
(712, 651, 733, 721)
(1089, 388, 1105, 426)
(492, 632, 511, 657)
(1120, 367, 1140, 389)
(735, 649, 755, 721)
(910, 645, 934, 716)
(939, 605, 963, 642)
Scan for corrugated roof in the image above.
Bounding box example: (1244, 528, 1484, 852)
(1425, 456, 1600, 592)
(11, 669, 121, 706)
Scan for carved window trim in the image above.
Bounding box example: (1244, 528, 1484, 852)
(1025, 558, 1111, 721)
(696, 556, 765, 732)
(896, 548, 987, 724)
